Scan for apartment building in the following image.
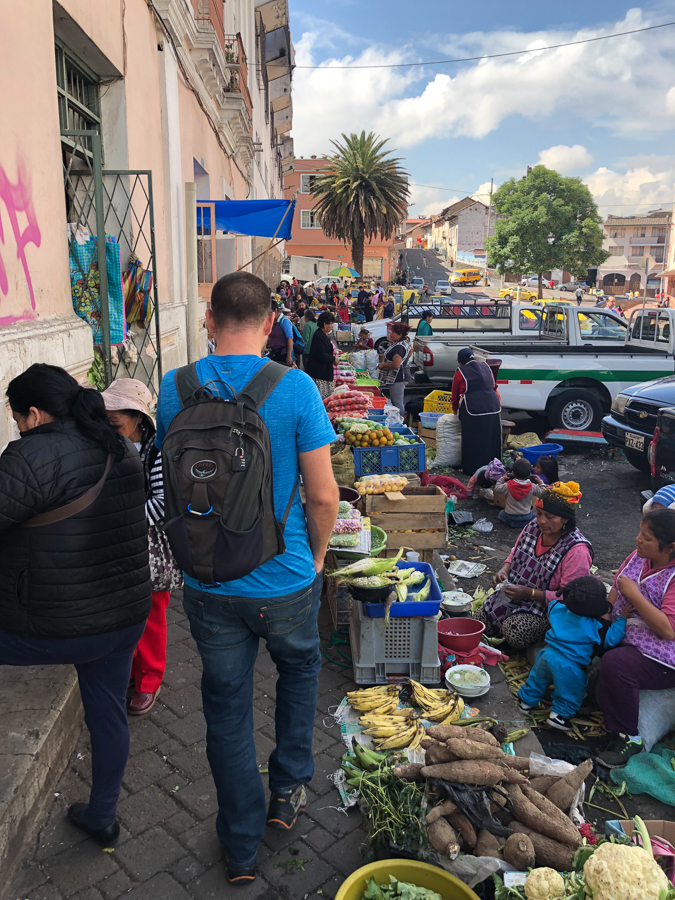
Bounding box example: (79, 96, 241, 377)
(597, 209, 671, 297)
(283, 157, 398, 282)
(0, 0, 292, 445)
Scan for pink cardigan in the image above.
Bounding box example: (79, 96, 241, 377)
(506, 533, 593, 605)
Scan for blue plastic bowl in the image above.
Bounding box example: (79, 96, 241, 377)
(520, 442, 564, 464)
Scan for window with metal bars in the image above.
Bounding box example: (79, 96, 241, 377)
(55, 42, 101, 158)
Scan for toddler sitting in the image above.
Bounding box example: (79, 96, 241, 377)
(494, 458, 545, 527)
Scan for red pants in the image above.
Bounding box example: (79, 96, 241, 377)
(131, 590, 170, 693)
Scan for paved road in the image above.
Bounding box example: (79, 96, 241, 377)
(403, 247, 450, 287)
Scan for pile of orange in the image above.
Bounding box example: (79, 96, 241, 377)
(345, 428, 395, 448)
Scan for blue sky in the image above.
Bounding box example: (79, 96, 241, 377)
(289, 1, 675, 217)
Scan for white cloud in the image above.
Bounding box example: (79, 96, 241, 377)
(538, 144, 593, 173)
(584, 156, 675, 216)
(472, 181, 494, 203)
(292, 9, 675, 153)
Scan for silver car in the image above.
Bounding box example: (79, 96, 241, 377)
(435, 280, 451, 295)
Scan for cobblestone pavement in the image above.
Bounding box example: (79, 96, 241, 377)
(11, 593, 363, 900)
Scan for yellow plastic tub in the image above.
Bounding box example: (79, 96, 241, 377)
(335, 860, 480, 900)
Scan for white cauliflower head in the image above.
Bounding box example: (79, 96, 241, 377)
(583, 841, 668, 900)
(524, 867, 565, 900)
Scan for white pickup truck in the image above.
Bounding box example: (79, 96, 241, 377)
(472, 305, 675, 431)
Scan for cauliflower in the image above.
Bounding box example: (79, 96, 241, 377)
(524, 868, 565, 900)
(583, 841, 668, 900)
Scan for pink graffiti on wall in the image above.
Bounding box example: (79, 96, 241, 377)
(0, 156, 41, 325)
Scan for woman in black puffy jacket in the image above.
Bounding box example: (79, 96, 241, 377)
(0, 364, 151, 847)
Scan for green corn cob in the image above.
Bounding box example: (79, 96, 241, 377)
(405, 571, 426, 586)
(327, 547, 405, 578)
(395, 582, 408, 602)
(414, 578, 431, 602)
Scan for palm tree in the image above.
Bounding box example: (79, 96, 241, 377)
(311, 132, 409, 279)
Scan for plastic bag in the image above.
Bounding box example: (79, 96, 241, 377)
(435, 413, 461, 467)
(528, 753, 586, 824)
(638, 686, 675, 753)
(365, 349, 379, 378)
(437, 855, 516, 889)
(473, 518, 494, 533)
(349, 351, 366, 370)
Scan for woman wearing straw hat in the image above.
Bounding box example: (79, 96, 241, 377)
(102, 379, 182, 716)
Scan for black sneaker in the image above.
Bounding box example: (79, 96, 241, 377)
(226, 859, 256, 886)
(266, 785, 307, 831)
(596, 735, 644, 769)
(547, 711, 572, 732)
(518, 699, 534, 712)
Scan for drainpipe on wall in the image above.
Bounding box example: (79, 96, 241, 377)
(185, 182, 200, 364)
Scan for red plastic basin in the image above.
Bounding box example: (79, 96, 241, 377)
(438, 617, 485, 653)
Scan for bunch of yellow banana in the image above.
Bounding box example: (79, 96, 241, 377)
(363, 716, 426, 750)
(409, 680, 465, 723)
(346, 685, 400, 714)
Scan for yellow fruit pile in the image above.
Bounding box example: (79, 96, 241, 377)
(345, 427, 395, 448)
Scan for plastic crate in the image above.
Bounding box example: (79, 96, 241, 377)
(368, 397, 387, 409)
(349, 601, 441, 684)
(360, 561, 442, 617)
(367, 410, 387, 422)
(423, 390, 453, 414)
(353, 439, 425, 476)
(419, 412, 445, 429)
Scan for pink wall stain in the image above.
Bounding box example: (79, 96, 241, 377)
(0, 156, 41, 324)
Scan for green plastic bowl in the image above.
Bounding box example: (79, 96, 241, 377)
(370, 525, 387, 557)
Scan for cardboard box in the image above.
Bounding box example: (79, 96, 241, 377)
(620, 819, 675, 844)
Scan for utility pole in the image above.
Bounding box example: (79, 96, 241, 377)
(484, 177, 493, 287)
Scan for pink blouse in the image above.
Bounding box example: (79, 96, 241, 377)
(505, 533, 593, 605)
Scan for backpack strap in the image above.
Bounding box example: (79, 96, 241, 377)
(236, 361, 289, 413)
(174, 362, 203, 408)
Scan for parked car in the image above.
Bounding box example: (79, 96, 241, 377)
(602, 375, 675, 472)
(499, 286, 539, 302)
(559, 281, 589, 292)
(649, 406, 675, 491)
(435, 280, 451, 294)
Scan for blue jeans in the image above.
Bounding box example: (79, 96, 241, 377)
(518, 646, 588, 719)
(183, 571, 323, 864)
(0, 622, 145, 822)
(498, 509, 536, 528)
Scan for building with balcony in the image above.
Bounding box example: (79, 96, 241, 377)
(597, 209, 671, 297)
(283, 158, 398, 282)
(0, 0, 293, 448)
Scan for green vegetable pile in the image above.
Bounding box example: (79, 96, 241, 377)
(361, 875, 442, 900)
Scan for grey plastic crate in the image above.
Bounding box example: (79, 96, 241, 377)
(349, 601, 441, 685)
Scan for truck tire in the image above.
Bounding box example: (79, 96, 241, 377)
(548, 389, 603, 431)
(624, 449, 651, 473)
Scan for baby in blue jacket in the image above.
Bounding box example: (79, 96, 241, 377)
(518, 575, 628, 732)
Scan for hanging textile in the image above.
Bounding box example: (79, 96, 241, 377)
(123, 253, 153, 324)
(70, 235, 127, 345)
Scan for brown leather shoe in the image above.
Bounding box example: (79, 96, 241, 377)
(127, 687, 160, 716)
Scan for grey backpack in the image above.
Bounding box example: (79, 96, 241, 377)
(161, 361, 296, 585)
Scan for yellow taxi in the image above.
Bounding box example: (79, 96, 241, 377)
(527, 298, 575, 308)
(499, 286, 538, 301)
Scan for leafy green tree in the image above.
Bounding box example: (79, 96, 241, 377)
(486, 165, 610, 298)
(311, 132, 409, 279)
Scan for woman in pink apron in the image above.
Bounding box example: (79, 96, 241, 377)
(598, 509, 675, 768)
(475, 483, 592, 649)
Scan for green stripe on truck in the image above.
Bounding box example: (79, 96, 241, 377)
(497, 369, 667, 383)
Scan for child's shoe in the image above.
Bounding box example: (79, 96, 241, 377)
(547, 711, 572, 732)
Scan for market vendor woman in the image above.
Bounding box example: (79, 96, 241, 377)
(474, 482, 593, 649)
(451, 348, 502, 475)
(598, 509, 675, 768)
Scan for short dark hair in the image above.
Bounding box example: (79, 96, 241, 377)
(210, 272, 271, 329)
(317, 312, 335, 328)
(304, 309, 316, 322)
(512, 457, 532, 479)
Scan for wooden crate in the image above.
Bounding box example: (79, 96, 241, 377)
(365, 486, 446, 553)
(418, 426, 437, 449)
(336, 331, 353, 344)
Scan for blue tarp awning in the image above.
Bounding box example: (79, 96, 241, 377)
(207, 199, 295, 240)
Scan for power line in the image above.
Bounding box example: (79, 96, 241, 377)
(280, 20, 675, 70)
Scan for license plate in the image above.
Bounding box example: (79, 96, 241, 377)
(625, 432, 645, 451)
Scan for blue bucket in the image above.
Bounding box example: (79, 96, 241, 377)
(520, 443, 564, 464)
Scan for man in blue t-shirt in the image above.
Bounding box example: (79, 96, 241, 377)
(156, 272, 339, 885)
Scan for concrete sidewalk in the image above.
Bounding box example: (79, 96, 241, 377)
(10, 593, 365, 900)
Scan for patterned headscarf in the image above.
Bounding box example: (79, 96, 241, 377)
(535, 481, 582, 522)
